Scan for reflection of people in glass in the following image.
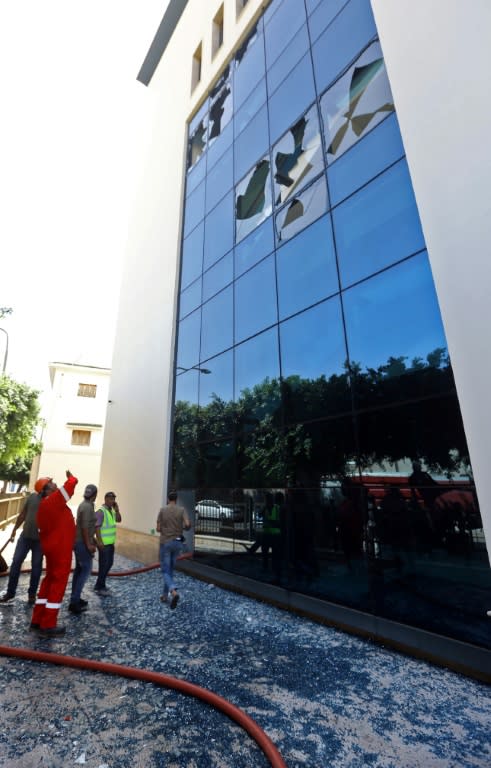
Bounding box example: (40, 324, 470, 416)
(337, 480, 363, 569)
(380, 486, 411, 570)
(261, 492, 282, 583)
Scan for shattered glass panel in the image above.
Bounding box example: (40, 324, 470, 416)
(320, 41, 395, 163)
(235, 157, 272, 243)
(208, 71, 233, 147)
(187, 115, 208, 170)
(272, 104, 323, 207)
(275, 175, 327, 243)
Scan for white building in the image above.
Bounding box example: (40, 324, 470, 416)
(37, 362, 111, 507)
(100, 0, 491, 677)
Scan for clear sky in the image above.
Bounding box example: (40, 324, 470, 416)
(0, 1, 168, 401)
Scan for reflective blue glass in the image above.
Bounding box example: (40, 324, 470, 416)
(264, 0, 306, 69)
(203, 191, 234, 271)
(276, 214, 339, 320)
(183, 179, 205, 237)
(332, 159, 425, 287)
(234, 105, 269, 184)
(263, 0, 282, 25)
(235, 158, 272, 243)
(234, 78, 267, 136)
(275, 175, 328, 243)
(207, 119, 233, 172)
(189, 98, 208, 136)
(305, 0, 323, 14)
(268, 53, 316, 143)
(186, 153, 207, 196)
(234, 26, 266, 109)
(187, 116, 208, 171)
(267, 23, 310, 99)
(176, 308, 201, 371)
(199, 349, 234, 406)
(235, 327, 280, 399)
(328, 113, 404, 206)
(181, 220, 204, 289)
(202, 250, 233, 302)
(235, 254, 277, 344)
(235, 216, 274, 278)
(205, 145, 233, 214)
(179, 277, 202, 319)
(280, 295, 346, 381)
(312, 0, 377, 93)
(343, 252, 447, 374)
(174, 368, 198, 406)
(200, 286, 233, 362)
(308, 0, 348, 44)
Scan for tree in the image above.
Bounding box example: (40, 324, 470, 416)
(0, 376, 41, 467)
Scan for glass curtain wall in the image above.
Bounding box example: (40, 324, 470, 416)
(173, 0, 490, 649)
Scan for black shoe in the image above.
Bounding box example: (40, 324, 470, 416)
(170, 592, 179, 610)
(39, 625, 66, 637)
(69, 602, 88, 614)
(29, 622, 40, 631)
(79, 598, 88, 607)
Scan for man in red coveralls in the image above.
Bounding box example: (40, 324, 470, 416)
(31, 470, 78, 637)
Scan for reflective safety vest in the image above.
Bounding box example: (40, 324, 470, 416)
(98, 505, 117, 545)
(263, 504, 281, 535)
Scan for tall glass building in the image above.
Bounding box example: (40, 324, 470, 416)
(101, 0, 491, 678)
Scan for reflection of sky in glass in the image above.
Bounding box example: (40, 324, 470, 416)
(235, 327, 280, 397)
(181, 220, 203, 289)
(203, 191, 234, 271)
(276, 214, 339, 320)
(199, 349, 233, 405)
(280, 296, 346, 380)
(176, 309, 201, 371)
(275, 175, 327, 243)
(343, 252, 447, 372)
(235, 216, 274, 278)
(264, 0, 306, 69)
(203, 250, 233, 303)
(183, 179, 205, 237)
(268, 53, 316, 143)
(234, 78, 267, 137)
(273, 103, 323, 207)
(200, 286, 233, 362)
(175, 369, 198, 405)
(234, 25, 265, 108)
(235, 255, 277, 343)
(179, 277, 201, 320)
(333, 158, 425, 287)
(266, 23, 310, 96)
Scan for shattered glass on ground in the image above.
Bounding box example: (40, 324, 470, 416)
(0, 555, 489, 767)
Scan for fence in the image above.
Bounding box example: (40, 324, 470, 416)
(0, 495, 24, 529)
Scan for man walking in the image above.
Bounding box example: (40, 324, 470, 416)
(69, 484, 98, 613)
(0, 487, 43, 605)
(94, 491, 121, 596)
(156, 490, 191, 609)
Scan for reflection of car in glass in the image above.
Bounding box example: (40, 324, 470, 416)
(195, 500, 235, 521)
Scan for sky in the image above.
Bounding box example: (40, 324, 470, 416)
(0, 1, 168, 402)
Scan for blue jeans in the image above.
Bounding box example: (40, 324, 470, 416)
(95, 544, 115, 590)
(160, 540, 183, 597)
(70, 541, 94, 603)
(6, 534, 43, 599)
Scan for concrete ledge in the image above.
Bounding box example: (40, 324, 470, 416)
(177, 558, 491, 684)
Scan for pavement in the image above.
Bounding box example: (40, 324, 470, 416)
(0, 554, 490, 768)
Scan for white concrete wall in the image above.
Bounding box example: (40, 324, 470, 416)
(38, 364, 110, 510)
(99, 0, 265, 534)
(372, 0, 491, 555)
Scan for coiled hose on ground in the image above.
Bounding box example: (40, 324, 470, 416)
(0, 562, 287, 768)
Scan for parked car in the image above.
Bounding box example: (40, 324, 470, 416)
(195, 499, 235, 521)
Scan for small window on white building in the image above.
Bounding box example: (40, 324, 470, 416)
(236, 0, 249, 18)
(192, 42, 202, 92)
(78, 383, 97, 398)
(212, 6, 224, 58)
(72, 429, 91, 446)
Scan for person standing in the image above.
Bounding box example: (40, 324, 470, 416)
(0, 488, 43, 605)
(94, 491, 121, 596)
(69, 484, 98, 613)
(31, 470, 78, 638)
(156, 491, 191, 609)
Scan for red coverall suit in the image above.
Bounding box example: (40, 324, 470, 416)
(32, 476, 78, 630)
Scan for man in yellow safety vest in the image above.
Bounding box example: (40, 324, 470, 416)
(94, 491, 122, 596)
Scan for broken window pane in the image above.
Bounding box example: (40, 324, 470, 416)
(235, 158, 272, 243)
(275, 175, 327, 243)
(272, 103, 323, 207)
(320, 41, 395, 163)
(187, 116, 208, 170)
(209, 70, 233, 146)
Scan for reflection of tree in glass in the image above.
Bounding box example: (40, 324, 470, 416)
(236, 160, 270, 219)
(172, 348, 470, 488)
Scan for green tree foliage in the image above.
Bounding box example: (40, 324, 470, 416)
(0, 376, 41, 466)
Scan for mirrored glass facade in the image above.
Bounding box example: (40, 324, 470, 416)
(172, 0, 489, 650)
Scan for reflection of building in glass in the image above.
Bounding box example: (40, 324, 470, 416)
(101, 0, 491, 677)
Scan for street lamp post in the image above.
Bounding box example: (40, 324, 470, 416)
(0, 327, 8, 375)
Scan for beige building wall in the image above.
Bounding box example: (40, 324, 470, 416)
(38, 362, 111, 510)
(99, 0, 266, 536)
